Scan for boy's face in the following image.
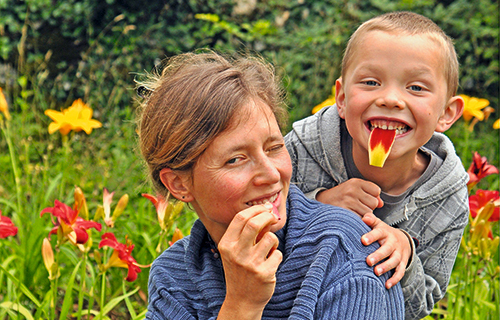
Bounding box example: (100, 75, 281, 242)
(336, 30, 463, 164)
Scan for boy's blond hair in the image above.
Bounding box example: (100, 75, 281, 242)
(341, 11, 459, 98)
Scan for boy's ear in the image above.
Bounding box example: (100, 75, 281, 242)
(159, 168, 194, 202)
(435, 95, 464, 132)
(335, 78, 347, 119)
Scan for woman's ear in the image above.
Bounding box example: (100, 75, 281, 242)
(159, 168, 194, 202)
(436, 95, 464, 132)
(335, 78, 346, 119)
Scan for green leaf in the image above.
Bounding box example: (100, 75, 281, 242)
(59, 260, 83, 319)
(0, 302, 34, 320)
(102, 286, 140, 315)
(0, 264, 41, 307)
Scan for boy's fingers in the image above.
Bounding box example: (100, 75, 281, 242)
(365, 243, 393, 266)
(385, 262, 406, 289)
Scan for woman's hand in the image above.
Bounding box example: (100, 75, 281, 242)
(361, 213, 412, 289)
(217, 203, 283, 320)
(316, 178, 384, 217)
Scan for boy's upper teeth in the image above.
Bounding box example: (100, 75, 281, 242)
(247, 193, 278, 206)
(370, 120, 408, 134)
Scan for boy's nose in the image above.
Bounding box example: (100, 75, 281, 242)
(376, 88, 405, 109)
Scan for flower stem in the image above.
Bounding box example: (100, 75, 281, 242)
(76, 254, 87, 320)
(99, 270, 106, 320)
(1, 121, 23, 219)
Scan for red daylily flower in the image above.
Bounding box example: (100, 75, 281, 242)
(469, 190, 500, 222)
(142, 193, 169, 230)
(467, 152, 499, 190)
(99, 232, 150, 282)
(41, 200, 102, 244)
(0, 210, 18, 238)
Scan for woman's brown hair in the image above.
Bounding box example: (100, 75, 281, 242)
(136, 51, 287, 196)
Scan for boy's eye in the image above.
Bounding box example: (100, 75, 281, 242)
(363, 80, 378, 86)
(409, 85, 423, 92)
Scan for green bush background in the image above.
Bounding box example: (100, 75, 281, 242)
(0, 0, 498, 318)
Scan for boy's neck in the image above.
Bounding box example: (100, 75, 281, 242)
(353, 147, 430, 195)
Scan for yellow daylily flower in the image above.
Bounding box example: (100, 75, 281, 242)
(45, 99, 102, 135)
(312, 86, 336, 114)
(460, 94, 490, 122)
(0, 88, 11, 120)
(494, 119, 500, 129)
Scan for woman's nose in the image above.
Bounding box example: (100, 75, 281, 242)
(253, 155, 280, 186)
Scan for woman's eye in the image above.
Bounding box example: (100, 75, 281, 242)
(409, 85, 423, 92)
(227, 158, 239, 164)
(268, 144, 284, 153)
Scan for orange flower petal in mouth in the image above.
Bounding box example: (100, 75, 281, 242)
(369, 128, 396, 167)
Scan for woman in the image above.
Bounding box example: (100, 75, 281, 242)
(137, 51, 404, 320)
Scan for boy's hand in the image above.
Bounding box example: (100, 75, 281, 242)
(316, 178, 384, 217)
(361, 213, 412, 289)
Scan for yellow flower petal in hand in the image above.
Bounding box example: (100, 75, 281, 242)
(460, 94, 490, 122)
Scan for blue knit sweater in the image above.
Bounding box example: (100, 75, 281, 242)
(146, 185, 404, 319)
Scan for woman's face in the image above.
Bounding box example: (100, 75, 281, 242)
(186, 101, 292, 243)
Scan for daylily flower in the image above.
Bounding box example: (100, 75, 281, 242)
(142, 193, 184, 231)
(74, 186, 89, 220)
(494, 119, 500, 129)
(0, 88, 11, 120)
(169, 227, 184, 246)
(41, 200, 102, 245)
(98, 232, 150, 282)
(312, 86, 336, 114)
(100, 188, 128, 228)
(469, 190, 500, 222)
(42, 238, 59, 280)
(460, 94, 490, 122)
(466, 152, 499, 191)
(0, 210, 18, 238)
(44, 99, 102, 135)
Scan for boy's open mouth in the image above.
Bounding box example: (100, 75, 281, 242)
(368, 119, 411, 135)
(366, 119, 412, 168)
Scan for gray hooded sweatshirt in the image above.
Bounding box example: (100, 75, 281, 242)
(284, 105, 469, 320)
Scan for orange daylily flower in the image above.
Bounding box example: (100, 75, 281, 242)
(0, 210, 18, 238)
(99, 232, 150, 282)
(44, 99, 102, 135)
(169, 227, 184, 246)
(466, 152, 499, 191)
(41, 200, 102, 244)
(0, 88, 10, 120)
(460, 94, 490, 122)
(494, 119, 500, 129)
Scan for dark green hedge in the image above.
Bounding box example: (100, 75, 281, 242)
(0, 0, 498, 127)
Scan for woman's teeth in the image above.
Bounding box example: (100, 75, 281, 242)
(247, 193, 278, 206)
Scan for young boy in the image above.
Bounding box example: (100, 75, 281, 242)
(285, 11, 469, 320)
